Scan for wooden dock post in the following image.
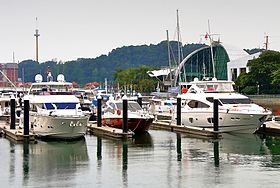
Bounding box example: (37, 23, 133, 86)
(122, 95, 128, 133)
(23, 99, 30, 136)
(97, 95, 102, 127)
(213, 99, 219, 132)
(10, 96, 16, 130)
(176, 97, 181, 126)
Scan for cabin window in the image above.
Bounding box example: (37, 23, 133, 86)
(219, 98, 251, 104)
(128, 102, 142, 112)
(43, 103, 55, 110)
(187, 100, 209, 108)
(43, 103, 77, 110)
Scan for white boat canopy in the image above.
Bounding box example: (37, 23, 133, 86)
(147, 68, 176, 78)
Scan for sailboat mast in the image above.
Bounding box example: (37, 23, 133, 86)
(208, 19, 216, 79)
(176, 9, 180, 66)
(166, 30, 172, 86)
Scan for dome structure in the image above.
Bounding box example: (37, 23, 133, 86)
(174, 43, 231, 85)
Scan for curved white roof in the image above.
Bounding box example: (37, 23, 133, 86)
(221, 43, 249, 61)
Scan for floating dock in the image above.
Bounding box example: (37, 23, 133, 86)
(255, 121, 280, 136)
(0, 121, 36, 141)
(87, 121, 134, 139)
(151, 120, 222, 138)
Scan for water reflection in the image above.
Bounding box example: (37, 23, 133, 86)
(23, 141, 30, 185)
(9, 141, 15, 184)
(263, 136, 280, 167)
(27, 138, 89, 187)
(220, 133, 269, 155)
(122, 143, 128, 187)
(176, 133, 182, 161)
(132, 132, 153, 147)
(97, 137, 102, 160)
(213, 141, 219, 167)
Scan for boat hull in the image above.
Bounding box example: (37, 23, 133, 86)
(102, 117, 153, 133)
(180, 110, 269, 133)
(30, 115, 88, 139)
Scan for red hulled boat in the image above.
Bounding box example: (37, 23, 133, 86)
(101, 99, 154, 133)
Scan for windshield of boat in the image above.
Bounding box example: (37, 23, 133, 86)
(195, 82, 234, 92)
(29, 83, 73, 95)
(219, 98, 252, 104)
(43, 103, 77, 110)
(115, 102, 142, 112)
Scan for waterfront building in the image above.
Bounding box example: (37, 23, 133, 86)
(174, 42, 258, 85)
(148, 42, 260, 90)
(0, 63, 18, 87)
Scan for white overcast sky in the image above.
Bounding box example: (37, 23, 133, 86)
(0, 0, 279, 63)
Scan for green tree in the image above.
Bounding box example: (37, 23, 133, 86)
(235, 50, 280, 94)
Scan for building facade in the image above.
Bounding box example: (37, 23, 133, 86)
(0, 63, 18, 87)
(173, 43, 256, 85)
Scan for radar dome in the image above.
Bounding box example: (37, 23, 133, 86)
(57, 74, 65, 82)
(35, 74, 43, 83)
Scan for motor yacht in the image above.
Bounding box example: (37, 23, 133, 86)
(102, 97, 154, 133)
(27, 73, 88, 139)
(177, 78, 271, 133)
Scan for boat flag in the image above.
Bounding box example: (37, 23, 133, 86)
(204, 33, 208, 40)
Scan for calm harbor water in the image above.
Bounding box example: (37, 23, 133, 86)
(1, 130, 280, 188)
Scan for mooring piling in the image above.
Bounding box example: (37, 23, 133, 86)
(213, 98, 219, 132)
(122, 95, 128, 133)
(176, 97, 181, 126)
(97, 95, 102, 127)
(23, 99, 30, 136)
(10, 96, 16, 130)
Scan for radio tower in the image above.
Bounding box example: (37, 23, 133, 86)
(34, 17, 40, 62)
(264, 34, 269, 51)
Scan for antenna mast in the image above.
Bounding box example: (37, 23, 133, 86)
(166, 30, 173, 86)
(34, 17, 40, 63)
(208, 19, 216, 79)
(176, 9, 180, 66)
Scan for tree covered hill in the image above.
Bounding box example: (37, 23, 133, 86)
(18, 41, 205, 84)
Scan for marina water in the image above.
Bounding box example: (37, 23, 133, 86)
(1, 130, 280, 187)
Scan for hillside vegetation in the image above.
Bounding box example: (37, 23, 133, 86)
(18, 41, 205, 84)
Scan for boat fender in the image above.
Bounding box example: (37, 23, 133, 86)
(117, 109, 121, 115)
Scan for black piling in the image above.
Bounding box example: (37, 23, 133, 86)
(176, 97, 181, 126)
(176, 133, 182, 161)
(23, 99, 29, 136)
(97, 137, 102, 160)
(213, 99, 219, 132)
(97, 96, 102, 127)
(122, 96, 128, 133)
(10, 97, 16, 130)
(137, 96, 142, 108)
(213, 141, 219, 167)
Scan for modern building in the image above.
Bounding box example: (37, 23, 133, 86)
(174, 42, 258, 85)
(0, 63, 18, 87)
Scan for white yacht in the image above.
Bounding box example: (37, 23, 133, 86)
(178, 78, 271, 133)
(28, 74, 88, 139)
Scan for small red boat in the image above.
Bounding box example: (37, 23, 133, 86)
(102, 99, 154, 133)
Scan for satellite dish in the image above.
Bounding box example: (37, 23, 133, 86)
(35, 74, 43, 83)
(57, 74, 65, 82)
